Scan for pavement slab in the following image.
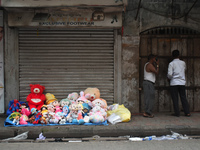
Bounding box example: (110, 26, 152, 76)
(1, 112, 200, 140)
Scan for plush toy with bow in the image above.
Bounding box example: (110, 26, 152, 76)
(89, 99, 107, 123)
(89, 105, 106, 123)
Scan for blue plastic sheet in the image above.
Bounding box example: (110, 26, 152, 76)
(4, 115, 108, 127)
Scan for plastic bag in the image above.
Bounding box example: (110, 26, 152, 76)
(107, 104, 131, 123)
(2, 131, 29, 141)
(36, 133, 46, 140)
(107, 113, 122, 124)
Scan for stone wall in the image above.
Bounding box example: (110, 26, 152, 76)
(121, 36, 140, 113)
(121, 0, 200, 113)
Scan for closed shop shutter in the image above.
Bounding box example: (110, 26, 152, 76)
(19, 28, 115, 104)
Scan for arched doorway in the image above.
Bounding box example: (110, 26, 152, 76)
(139, 26, 200, 113)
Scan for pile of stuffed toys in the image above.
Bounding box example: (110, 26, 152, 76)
(6, 84, 110, 126)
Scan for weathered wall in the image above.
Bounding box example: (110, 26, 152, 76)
(124, 0, 200, 35)
(4, 12, 19, 109)
(121, 36, 140, 113)
(140, 1, 200, 32)
(121, 0, 200, 113)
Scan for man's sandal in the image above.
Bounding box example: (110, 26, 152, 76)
(143, 112, 154, 118)
(185, 113, 191, 117)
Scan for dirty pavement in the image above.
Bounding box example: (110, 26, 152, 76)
(1, 112, 200, 141)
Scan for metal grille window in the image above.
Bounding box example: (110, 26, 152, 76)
(19, 29, 115, 104)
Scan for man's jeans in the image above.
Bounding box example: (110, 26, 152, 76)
(170, 85, 190, 116)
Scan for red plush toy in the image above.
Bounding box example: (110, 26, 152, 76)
(26, 84, 46, 111)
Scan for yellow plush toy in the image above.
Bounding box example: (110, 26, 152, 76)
(84, 87, 107, 109)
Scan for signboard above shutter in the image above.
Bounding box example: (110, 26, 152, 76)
(8, 11, 122, 28)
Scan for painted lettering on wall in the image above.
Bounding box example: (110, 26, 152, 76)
(39, 13, 95, 26)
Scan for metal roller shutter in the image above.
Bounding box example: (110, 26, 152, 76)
(19, 28, 115, 104)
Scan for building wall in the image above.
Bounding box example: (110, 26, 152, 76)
(121, 36, 140, 113)
(4, 27, 19, 110)
(121, 0, 200, 113)
(2, 0, 200, 113)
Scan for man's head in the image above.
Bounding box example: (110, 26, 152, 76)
(172, 50, 180, 58)
(148, 54, 156, 62)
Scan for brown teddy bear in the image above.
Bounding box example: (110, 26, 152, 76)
(84, 87, 107, 109)
(84, 87, 100, 102)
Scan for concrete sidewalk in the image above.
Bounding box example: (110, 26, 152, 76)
(0, 112, 200, 140)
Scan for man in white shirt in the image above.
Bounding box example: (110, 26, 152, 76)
(167, 50, 191, 117)
(143, 54, 159, 118)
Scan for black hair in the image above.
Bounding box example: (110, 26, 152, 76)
(148, 54, 156, 61)
(172, 50, 179, 58)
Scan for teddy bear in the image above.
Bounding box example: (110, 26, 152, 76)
(89, 105, 107, 123)
(84, 87, 100, 102)
(26, 84, 46, 111)
(91, 99, 107, 117)
(84, 87, 108, 109)
(92, 99, 107, 111)
(87, 99, 107, 123)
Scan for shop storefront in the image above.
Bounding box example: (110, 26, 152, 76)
(1, 0, 127, 112)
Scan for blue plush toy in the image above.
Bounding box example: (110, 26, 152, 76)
(72, 119, 84, 125)
(82, 103, 91, 117)
(62, 105, 70, 117)
(6, 99, 28, 116)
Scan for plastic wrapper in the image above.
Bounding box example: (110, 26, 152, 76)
(107, 104, 131, 124)
(2, 131, 29, 141)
